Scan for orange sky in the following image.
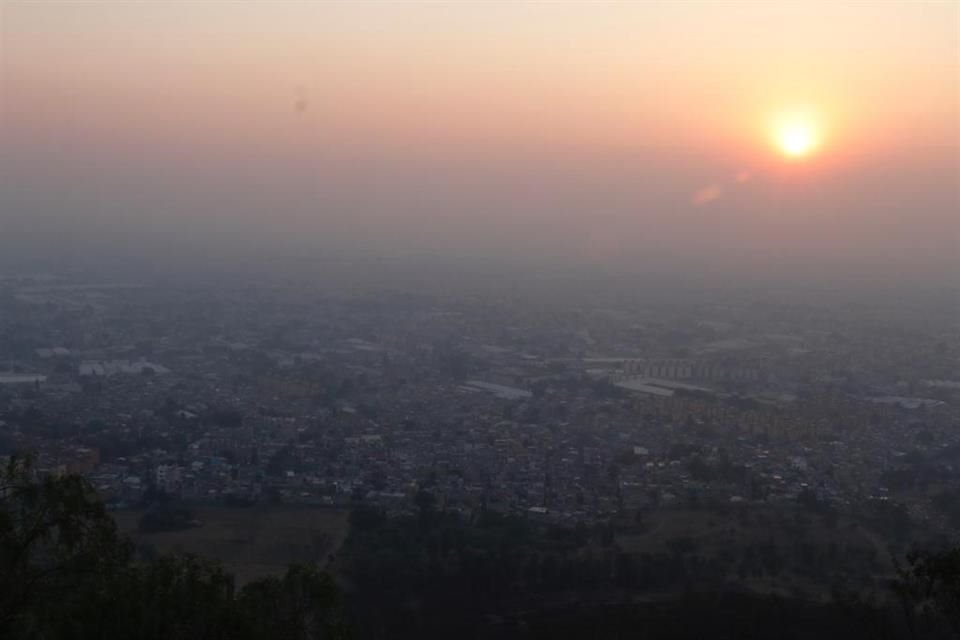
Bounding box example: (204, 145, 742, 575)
(1, 1, 957, 278)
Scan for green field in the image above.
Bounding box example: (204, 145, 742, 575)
(113, 506, 350, 585)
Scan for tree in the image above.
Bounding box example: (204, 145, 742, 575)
(1, 454, 347, 640)
(138, 502, 198, 533)
(0, 454, 131, 635)
(415, 488, 437, 528)
(235, 565, 346, 640)
(95, 554, 238, 640)
(895, 547, 960, 638)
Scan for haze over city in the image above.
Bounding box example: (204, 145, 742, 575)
(1, 4, 960, 639)
(2, 1, 957, 282)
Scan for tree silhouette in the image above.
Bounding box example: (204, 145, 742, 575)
(895, 547, 960, 639)
(0, 454, 346, 640)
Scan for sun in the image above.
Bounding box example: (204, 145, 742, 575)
(779, 122, 815, 156)
(772, 113, 821, 159)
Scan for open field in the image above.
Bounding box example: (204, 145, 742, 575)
(113, 506, 350, 585)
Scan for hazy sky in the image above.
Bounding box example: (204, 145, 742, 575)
(1, 1, 957, 280)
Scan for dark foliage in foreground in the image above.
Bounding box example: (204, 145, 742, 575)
(3, 453, 960, 639)
(337, 501, 960, 639)
(0, 455, 345, 640)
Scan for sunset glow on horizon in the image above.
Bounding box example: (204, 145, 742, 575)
(1, 1, 956, 277)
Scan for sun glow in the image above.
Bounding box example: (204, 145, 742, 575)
(772, 113, 821, 159)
